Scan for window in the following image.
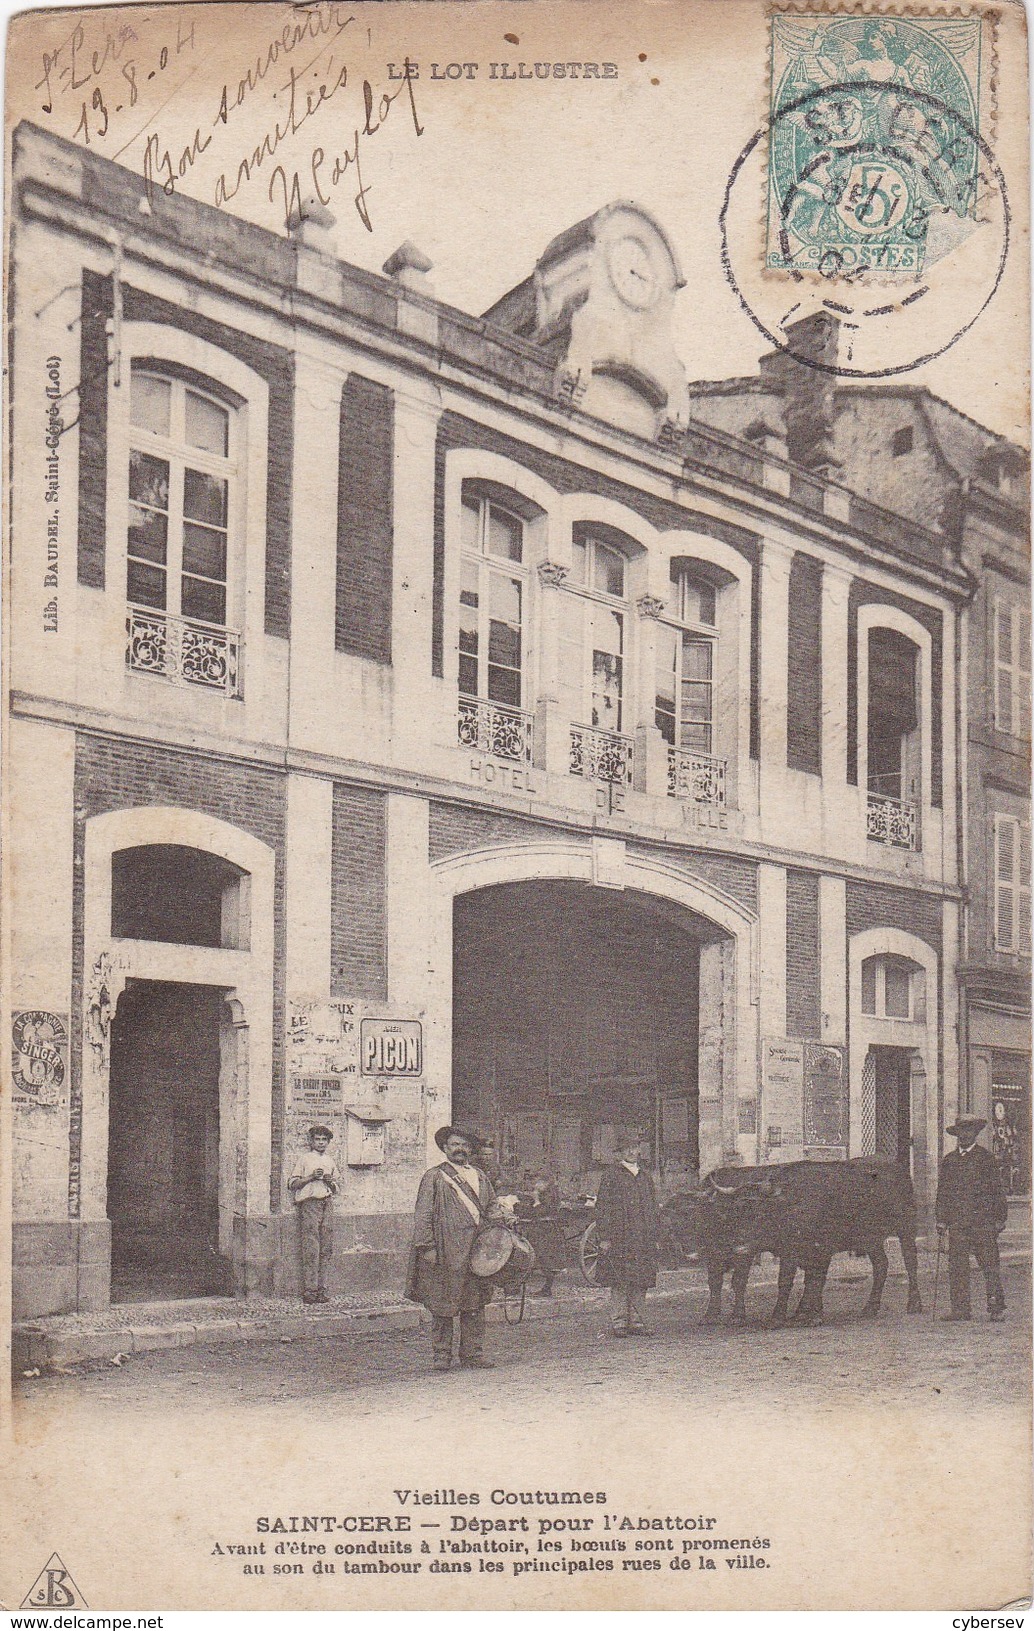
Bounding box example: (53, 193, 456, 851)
(891, 426, 913, 457)
(860, 955, 924, 1020)
(572, 536, 627, 733)
(459, 495, 525, 708)
(867, 628, 919, 800)
(656, 570, 717, 755)
(994, 814, 1031, 956)
(993, 600, 1031, 739)
(128, 371, 234, 627)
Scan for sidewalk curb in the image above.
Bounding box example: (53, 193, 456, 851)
(13, 1250, 1029, 1373)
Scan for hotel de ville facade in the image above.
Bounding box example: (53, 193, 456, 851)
(7, 123, 1029, 1320)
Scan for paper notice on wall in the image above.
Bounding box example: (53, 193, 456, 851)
(11, 1010, 68, 1109)
(762, 1039, 804, 1157)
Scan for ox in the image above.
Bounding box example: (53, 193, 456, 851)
(663, 1159, 924, 1326)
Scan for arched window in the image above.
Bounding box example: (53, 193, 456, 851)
(860, 954, 925, 1021)
(570, 529, 629, 734)
(459, 489, 526, 708)
(866, 626, 920, 848)
(655, 567, 717, 755)
(111, 844, 249, 950)
(125, 367, 241, 696)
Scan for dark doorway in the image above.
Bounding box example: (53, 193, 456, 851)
(873, 1046, 912, 1167)
(108, 980, 231, 1301)
(453, 882, 710, 1194)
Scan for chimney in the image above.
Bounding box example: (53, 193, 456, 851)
(760, 311, 841, 476)
(383, 241, 434, 297)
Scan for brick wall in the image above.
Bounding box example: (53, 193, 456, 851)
(428, 802, 565, 863)
(630, 842, 758, 916)
(787, 552, 823, 776)
(331, 783, 387, 1000)
(845, 879, 943, 952)
(786, 869, 820, 1037)
(72, 733, 288, 1212)
(336, 375, 394, 662)
(846, 580, 944, 807)
(76, 275, 295, 639)
(430, 413, 762, 757)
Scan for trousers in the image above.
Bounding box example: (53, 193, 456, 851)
(610, 1285, 648, 1331)
(432, 1308, 486, 1364)
(298, 1196, 334, 1296)
(947, 1227, 1005, 1316)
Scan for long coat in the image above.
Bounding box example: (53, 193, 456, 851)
(405, 1161, 496, 1317)
(594, 1162, 659, 1289)
(936, 1144, 1008, 1234)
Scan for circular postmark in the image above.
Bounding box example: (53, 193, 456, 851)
(720, 75, 1009, 378)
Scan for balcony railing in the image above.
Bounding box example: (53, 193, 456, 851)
(126, 606, 241, 697)
(667, 747, 727, 807)
(457, 695, 534, 762)
(569, 724, 634, 786)
(866, 792, 918, 850)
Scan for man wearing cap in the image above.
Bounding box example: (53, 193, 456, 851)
(287, 1125, 340, 1305)
(406, 1126, 498, 1371)
(594, 1128, 660, 1337)
(936, 1115, 1008, 1322)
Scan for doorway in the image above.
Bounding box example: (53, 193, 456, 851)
(452, 881, 714, 1194)
(872, 1046, 913, 1168)
(108, 980, 231, 1301)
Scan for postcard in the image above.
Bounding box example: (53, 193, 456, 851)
(1, 0, 1030, 1611)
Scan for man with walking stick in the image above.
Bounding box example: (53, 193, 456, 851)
(935, 1115, 1008, 1323)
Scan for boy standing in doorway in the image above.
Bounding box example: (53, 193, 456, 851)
(288, 1125, 340, 1304)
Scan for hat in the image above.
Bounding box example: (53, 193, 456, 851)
(308, 1124, 333, 1139)
(434, 1124, 480, 1153)
(946, 1116, 986, 1138)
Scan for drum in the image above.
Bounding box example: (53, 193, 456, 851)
(470, 1223, 536, 1281)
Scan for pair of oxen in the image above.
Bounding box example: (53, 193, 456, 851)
(660, 1157, 924, 1327)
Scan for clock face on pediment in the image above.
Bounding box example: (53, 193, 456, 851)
(606, 233, 662, 309)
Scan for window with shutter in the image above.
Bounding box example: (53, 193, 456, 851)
(994, 814, 1030, 955)
(994, 600, 1032, 738)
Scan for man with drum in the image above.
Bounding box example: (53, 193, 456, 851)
(405, 1125, 499, 1372)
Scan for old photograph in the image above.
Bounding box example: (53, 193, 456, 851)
(1, 0, 1031, 1611)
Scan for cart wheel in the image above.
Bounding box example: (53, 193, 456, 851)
(579, 1222, 600, 1285)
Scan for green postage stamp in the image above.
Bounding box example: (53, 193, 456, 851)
(766, 8, 997, 277)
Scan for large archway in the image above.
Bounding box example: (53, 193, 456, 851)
(453, 881, 733, 1191)
(428, 840, 759, 1189)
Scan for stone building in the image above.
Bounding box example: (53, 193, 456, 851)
(690, 324, 1031, 1212)
(9, 123, 981, 1317)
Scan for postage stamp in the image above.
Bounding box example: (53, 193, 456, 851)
(765, 9, 998, 278)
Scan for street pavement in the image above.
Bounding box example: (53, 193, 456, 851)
(6, 1260, 1030, 1613)
(15, 1258, 1030, 1414)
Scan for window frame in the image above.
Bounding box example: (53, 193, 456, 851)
(656, 569, 719, 757)
(993, 812, 1032, 957)
(993, 597, 1032, 739)
(458, 492, 528, 710)
(860, 954, 922, 1021)
(567, 534, 631, 735)
(126, 368, 238, 631)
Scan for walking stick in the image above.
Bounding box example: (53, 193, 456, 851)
(931, 1229, 942, 1319)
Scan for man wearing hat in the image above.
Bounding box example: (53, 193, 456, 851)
(405, 1126, 498, 1371)
(935, 1115, 1008, 1322)
(594, 1127, 660, 1337)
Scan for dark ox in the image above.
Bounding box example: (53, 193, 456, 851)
(662, 1159, 923, 1326)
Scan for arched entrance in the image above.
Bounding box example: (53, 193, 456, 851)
(428, 841, 758, 1189)
(82, 807, 276, 1306)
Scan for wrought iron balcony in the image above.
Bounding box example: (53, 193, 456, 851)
(866, 792, 918, 850)
(667, 747, 727, 806)
(457, 695, 533, 762)
(126, 606, 241, 698)
(569, 724, 634, 786)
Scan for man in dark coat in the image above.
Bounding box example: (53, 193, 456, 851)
(405, 1126, 497, 1370)
(594, 1129, 659, 1336)
(936, 1115, 1008, 1322)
